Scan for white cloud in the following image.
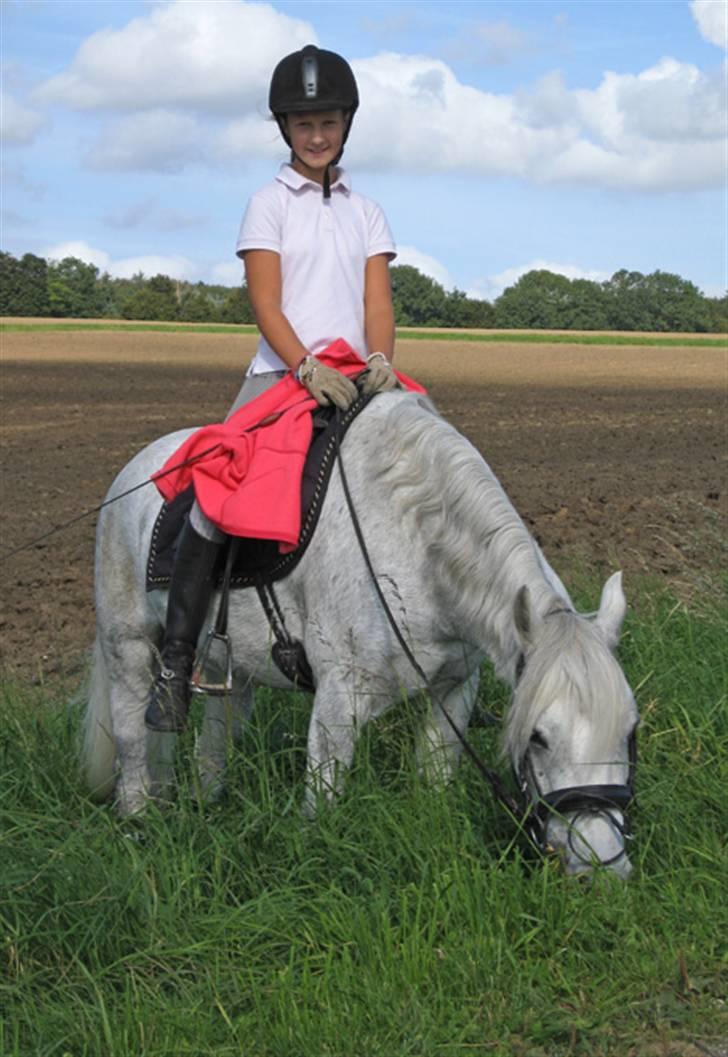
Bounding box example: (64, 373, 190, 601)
(109, 254, 198, 281)
(691, 0, 728, 48)
(469, 260, 611, 302)
(44, 240, 111, 271)
(26, 1, 726, 191)
(43, 240, 197, 280)
(34, 0, 315, 114)
(1, 91, 46, 144)
(348, 52, 726, 191)
(211, 260, 245, 285)
(395, 246, 455, 290)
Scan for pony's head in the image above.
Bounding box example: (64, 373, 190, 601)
(504, 572, 638, 879)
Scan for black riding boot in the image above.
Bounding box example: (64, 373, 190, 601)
(145, 520, 223, 733)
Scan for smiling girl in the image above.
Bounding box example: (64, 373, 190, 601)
(145, 45, 399, 732)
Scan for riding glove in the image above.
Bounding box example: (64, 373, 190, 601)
(359, 352, 399, 396)
(297, 355, 358, 410)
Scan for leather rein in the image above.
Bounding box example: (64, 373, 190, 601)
(332, 406, 637, 860)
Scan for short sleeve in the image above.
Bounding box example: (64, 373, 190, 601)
(236, 186, 283, 258)
(365, 201, 397, 262)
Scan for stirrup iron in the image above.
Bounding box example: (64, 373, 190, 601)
(191, 629, 233, 696)
(191, 537, 238, 696)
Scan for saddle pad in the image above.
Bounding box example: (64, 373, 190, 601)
(146, 392, 375, 591)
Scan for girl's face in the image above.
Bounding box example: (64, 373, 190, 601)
(284, 110, 346, 183)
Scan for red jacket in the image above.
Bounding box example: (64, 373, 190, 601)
(153, 339, 426, 548)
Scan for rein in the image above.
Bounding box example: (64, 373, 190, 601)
(332, 408, 526, 823)
(0, 443, 223, 564)
(332, 406, 637, 861)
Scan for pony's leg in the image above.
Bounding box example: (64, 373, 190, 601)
(303, 674, 363, 816)
(195, 684, 254, 801)
(416, 670, 480, 786)
(104, 635, 176, 816)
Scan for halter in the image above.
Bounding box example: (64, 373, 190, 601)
(515, 725, 637, 864)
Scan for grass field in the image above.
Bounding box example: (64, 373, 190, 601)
(1, 318, 725, 348)
(1, 326, 726, 1055)
(1, 580, 726, 1057)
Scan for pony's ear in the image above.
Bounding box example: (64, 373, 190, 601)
(514, 585, 536, 646)
(594, 571, 627, 649)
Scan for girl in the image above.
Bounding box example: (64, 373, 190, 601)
(146, 45, 399, 732)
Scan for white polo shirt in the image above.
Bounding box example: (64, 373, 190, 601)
(236, 164, 397, 374)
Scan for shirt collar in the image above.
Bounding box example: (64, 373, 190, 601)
(276, 163, 351, 195)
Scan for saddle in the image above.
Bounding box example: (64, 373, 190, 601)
(146, 392, 375, 591)
(146, 394, 375, 692)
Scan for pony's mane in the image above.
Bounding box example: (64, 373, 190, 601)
(377, 394, 568, 678)
(503, 610, 632, 763)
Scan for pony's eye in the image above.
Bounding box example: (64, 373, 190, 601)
(529, 729, 549, 750)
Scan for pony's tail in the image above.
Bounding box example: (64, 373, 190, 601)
(81, 638, 117, 801)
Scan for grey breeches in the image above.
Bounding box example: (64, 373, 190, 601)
(189, 370, 288, 542)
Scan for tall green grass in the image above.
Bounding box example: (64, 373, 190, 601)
(1, 582, 726, 1056)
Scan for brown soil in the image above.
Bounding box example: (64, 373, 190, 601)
(1, 330, 725, 683)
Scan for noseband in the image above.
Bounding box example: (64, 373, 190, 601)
(516, 728, 637, 865)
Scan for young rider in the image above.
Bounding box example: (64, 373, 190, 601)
(145, 45, 399, 733)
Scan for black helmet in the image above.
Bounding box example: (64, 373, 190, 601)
(269, 45, 359, 198)
(269, 44, 359, 129)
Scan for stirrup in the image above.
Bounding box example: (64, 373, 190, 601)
(191, 628, 233, 696)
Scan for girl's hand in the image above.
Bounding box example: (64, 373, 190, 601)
(359, 352, 398, 396)
(297, 356, 358, 410)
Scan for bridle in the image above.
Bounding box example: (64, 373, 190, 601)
(515, 727, 638, 864)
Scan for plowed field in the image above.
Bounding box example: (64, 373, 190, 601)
(1, 328, 725, 682)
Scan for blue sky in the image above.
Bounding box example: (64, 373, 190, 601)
(2, 0, 726, 299)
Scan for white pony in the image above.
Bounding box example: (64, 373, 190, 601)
(83, 391, 639, 878)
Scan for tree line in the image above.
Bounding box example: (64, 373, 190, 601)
(1, 251, 725, 332)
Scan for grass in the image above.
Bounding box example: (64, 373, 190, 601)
(1, 319, 725, 347)
(1, 580, 726, 1056)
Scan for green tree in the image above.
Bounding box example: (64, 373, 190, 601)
(0, 252, 50, 316)
(442, 288, 495, 328)
(494, 270, 574, 329)
(704, 293, 728, 333)
(178, 288, 213, 322)
(219, 284, 255, 324)
(47, 256, 103, 317)
(0, 252, 21, 314)
(120, 274, 179, 320)
(565, 279, 609, 330)
(390, 265, 449, 326)
(604, 269, 710, 331)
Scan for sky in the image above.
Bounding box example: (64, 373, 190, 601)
(1, 0, 726, 300)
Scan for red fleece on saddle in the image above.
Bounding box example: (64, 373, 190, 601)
(152, 339, 426, 549)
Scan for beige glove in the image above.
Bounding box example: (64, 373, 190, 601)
(297, 355, 358, 410)
(359, 351, 399, 396)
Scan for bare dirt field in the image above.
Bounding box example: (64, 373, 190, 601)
(1, 328, 725, 683)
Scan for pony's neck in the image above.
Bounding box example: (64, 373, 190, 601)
(378, 396, 571, 683)
(426, 449, 570, 682)
(440, 520, 565, 684)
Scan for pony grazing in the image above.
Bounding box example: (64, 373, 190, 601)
(83, 390, 639, 878)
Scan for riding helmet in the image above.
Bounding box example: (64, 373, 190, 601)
(269, 45, 359, 196)
(269, 44, 359, 134)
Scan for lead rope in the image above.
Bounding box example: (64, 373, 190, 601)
(0, 442, 224, 564)
(332, 408, 526, 821)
